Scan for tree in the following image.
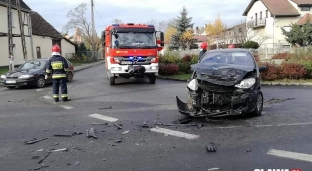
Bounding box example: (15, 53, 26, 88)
(282, 19, 312, 47)
(164, 27, 177, 44)
(146, 18, 172, 32)
(112, 18, 123, 24)
(171, 7, 194, 49)
(205, 14, 226, 48)
(63, 3, 100, 52)
(180, 29, 194, 49)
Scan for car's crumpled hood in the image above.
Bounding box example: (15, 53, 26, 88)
(191, 62, 255, 86)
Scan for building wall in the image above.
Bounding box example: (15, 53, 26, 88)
(32, 35, 54, 59)
(0, 5, 32, 66)
(61, 39, 75, 57)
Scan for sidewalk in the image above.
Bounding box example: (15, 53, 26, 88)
(74, 60, 104, 72)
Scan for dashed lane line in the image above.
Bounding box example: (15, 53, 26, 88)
(88, 113, 119, 122)
(150, 127, 200, 140)
(267, 149, 312, 163)
(59, 105, 74, 110)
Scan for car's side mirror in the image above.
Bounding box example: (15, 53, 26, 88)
(259, 66, 267, 72)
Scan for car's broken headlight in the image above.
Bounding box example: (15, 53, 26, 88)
(187, 79, 198, 91)
(0, 75, 6, 79)
(235, 78, 255, 89)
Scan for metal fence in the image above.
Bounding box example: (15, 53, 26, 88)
(65, 51, 103, 62)
(257, 46, 312, 59)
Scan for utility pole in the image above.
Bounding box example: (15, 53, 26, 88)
(91, 0, 96, 61)
(16, 0, 27, 62)
(7, 0, 14, 72)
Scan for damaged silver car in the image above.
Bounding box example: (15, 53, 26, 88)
(176, 49, 267, 118)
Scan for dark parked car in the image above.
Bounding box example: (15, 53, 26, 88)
(0, 58, 74, 89)
(176, 48, 267, 119)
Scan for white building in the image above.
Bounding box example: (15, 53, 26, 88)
(242, 0, 312, 49)
(0, 0, 76, 67)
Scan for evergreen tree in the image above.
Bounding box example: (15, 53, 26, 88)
(282, 18, 312, 47)
(171, 7, 194, 49)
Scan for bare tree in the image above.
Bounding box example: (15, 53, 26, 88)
(63, 3, 101, 51)
(112, 18, 123, 24)
(146, 18, 178, 32)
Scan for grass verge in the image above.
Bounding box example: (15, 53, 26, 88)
(160, 73, 192, 80)
(0, 67, 9, 75)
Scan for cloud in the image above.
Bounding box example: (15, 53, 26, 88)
(24, 0, 249, 34)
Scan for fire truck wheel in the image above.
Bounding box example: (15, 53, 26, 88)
(109, 76, 115, 85)
(148, 74, 156, 84)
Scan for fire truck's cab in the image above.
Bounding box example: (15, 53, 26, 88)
(101, 23, 164, 85)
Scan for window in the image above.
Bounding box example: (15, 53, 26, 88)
(266, 10, 268, 18)
(283, 26, 292, 32)
(260, 11, 262, 19)
(24, 13, 28, 25)
(301, 7, 310, 11)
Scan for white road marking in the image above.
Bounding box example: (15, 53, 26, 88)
(36, 89, 43, 92)
(150, 127, 199, 140)
(59, 105, 74, 110)
(207, 168, 219, 171)
(267, 149, 312, 163)
(43, 95, 52, 99)
(88, 114, 118, 122)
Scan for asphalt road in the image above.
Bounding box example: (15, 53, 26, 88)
(0, 64, 312, 171)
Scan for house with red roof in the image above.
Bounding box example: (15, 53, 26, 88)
(243, 0, 312, 49)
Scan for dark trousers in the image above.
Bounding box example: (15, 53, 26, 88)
(52, 78, 68, 100)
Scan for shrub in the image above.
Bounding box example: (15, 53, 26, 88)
(159, 63, 179, 75)
(272, 52, 291, 60)
(243, 41, 259, 49)
(182, 55, 192, 62)
(159, 52, 180, 64)
(178, 62, 192, 74)
(259, 62, 281, 81)
(279, 62, 307, 79)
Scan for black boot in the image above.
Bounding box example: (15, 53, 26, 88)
(62, 97, 71, 102)
(54, 98, 59, 102)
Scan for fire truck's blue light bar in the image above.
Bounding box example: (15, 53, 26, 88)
(112, 24, 119, 26)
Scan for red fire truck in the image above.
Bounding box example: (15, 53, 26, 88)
(101, 23, 164, 85)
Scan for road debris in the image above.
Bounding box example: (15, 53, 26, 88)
(207, 168, 219, 171)
(54, 134, 72, 137)
(31, 156, 41, 159)
(24, 138, 48, 145)
(162, 123, 197, 127)
(49, 148, 68, 152)
(265, 97, 295, 104)
(122, 130, 129, 135)
(72, 131, 83, 136)
(38, 152, 51, 164)
(99, 106, 112, 110)
(206, 142, 217, 152)
(74, 161, 80, 166)
(86, 128, 98, 138)
(247, 149, 251, 152)
(172, 118, 192, 124)
(35, 149, 43, 152)
(34, 164, 49, 170)
(92, 122, 109, 125)
(113, 123, 123, 130)
(115, 138, 122, 143)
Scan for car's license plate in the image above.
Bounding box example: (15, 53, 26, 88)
(6, 80, 16, 84)
(121, 61, 132, 65)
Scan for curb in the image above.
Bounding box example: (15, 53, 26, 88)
(156, 75, 312, 87)
(74, 60, 104, 72)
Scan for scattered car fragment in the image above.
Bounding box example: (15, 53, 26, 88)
(24, 138, 48, 145)
(206, 142, 217, 152)
(86, 128, 98, 138)
(176, 49, 267, 118)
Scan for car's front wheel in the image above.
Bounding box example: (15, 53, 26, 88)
(250, 91, 263, 116)
(36, 75, 46, 88)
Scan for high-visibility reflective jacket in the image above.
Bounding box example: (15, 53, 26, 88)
(46, 55, 68, 79)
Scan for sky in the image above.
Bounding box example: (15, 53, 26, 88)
(24, 0, 250, 35)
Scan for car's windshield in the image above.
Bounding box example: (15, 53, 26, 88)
(112, 32, 156, 49)
(199, 51, 255, 67)
(19, 60, 47, 69)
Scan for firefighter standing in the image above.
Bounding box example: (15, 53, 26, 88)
(199, 42, 208, 60)
(46, 45, 71, 102)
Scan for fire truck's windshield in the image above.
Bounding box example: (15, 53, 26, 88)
(112, 32, 156, 49)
